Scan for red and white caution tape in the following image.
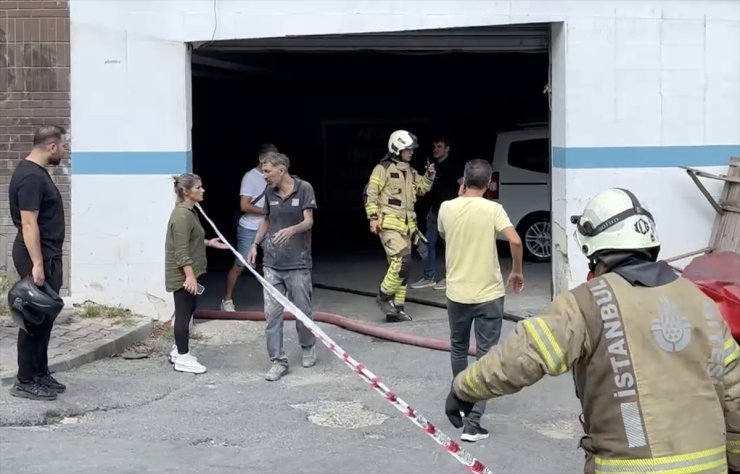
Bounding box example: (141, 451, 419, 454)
(196, 203, 493, 474)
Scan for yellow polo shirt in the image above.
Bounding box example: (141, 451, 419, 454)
(438, 196, 513, 304)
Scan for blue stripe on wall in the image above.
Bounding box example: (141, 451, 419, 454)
(553, 145, 740, 169)
(70, 146, 738, 174)
(71, 151, 192, 175)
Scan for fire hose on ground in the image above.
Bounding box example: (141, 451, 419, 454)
(311, 283, 526, 322)
(196, 309, 484, 357)
(195, 287, 525, 358)
(194, 203, 495, 474)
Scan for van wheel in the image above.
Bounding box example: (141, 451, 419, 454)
(516, 212, 551, 263)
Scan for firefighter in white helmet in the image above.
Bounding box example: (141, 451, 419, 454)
(363, 130, 436, 322)
(445, 188, 740, 471)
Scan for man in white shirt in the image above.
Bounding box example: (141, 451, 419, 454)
(220, 143, 277, 312)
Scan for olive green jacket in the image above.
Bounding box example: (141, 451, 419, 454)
(164, 204, 206, 292)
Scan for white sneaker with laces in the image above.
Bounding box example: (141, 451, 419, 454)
(220, 299, 236, 312)
(174, 353, 207, 374)
(168, 345, 178, 364)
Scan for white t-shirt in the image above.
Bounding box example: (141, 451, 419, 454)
(238, 167, 268, 230)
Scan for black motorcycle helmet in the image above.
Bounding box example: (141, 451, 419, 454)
(7, 276, 64, 333)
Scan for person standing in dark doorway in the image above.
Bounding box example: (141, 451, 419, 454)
(411, 137, 463, 291)
(220, 143, 277, 312)
(7, 125, 69, 401)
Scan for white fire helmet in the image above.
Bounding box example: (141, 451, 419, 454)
(387, 130, 419, 155)
(571, 188, 660, 260)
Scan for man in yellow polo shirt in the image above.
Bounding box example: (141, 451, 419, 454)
(437, 158, 524, 442)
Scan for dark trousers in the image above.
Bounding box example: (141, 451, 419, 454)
(13, 240, 63, 383)
(173, 288, 198, 354)
(447, 297, 504, 422)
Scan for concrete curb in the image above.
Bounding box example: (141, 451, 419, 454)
(0, 319, 156, 386)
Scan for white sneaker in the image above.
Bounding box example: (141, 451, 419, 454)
(302, 346, 317, 368)
(410, 278, 435, 289)
(220, 299, 236, 312)
(433, 279, 446, 290)
(265, 362, 288, 381)
(167, 345, 178, 364)
(174, 353, 207, 374)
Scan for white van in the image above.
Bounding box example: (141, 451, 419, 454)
(487, 125, 551, 262)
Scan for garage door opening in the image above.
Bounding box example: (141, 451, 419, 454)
(190, 24, 553, 313)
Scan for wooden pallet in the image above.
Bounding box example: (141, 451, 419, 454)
(680, 156, 740, 256)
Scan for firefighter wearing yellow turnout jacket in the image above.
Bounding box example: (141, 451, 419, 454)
(364, 130, 435, 322)
(445, 188, 740, 474)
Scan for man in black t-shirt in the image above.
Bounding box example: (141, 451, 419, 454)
(410, 137, 464, 291)
(8, 125, 68, 401)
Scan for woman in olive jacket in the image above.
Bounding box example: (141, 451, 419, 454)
(165, 173, 228, 374)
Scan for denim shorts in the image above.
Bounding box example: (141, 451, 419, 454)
(235, 226, 258, 267)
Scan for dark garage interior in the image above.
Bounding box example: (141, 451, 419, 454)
(190, 26, 551, 275)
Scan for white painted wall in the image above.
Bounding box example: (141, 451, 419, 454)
(563, 166, 726, 280)
(69, 0, 740, 316)
(69, 22, 191, 152)
(71, 176, 177, 317)
(550, 22, 569, 295)
(555, 2, 739, 288)
(70, 10, 192, 318)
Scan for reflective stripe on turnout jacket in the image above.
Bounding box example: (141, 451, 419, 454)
(363, 158, 433, 234)
(453, 272, 740, 473)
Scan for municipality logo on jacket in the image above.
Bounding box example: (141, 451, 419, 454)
(651, 298, 693, 353)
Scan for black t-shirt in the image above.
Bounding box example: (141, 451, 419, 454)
(262, 177, 318, 271)
(9, 160, 65, 260)
(428, 156, 464, 213)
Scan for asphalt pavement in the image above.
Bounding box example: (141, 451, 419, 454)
(0, 276, 583, 474)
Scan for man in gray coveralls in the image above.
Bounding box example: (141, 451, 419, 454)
(247, 152, 318, 382)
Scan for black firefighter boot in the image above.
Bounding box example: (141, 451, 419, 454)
(376, 288, 397, 317)
(386, 305, 412, 323)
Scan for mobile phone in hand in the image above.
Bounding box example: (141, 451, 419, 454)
(196, 283, 205, 295)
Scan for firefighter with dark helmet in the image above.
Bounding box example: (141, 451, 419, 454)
(363, 130, 435, 322)
(444, 188, 740, 472)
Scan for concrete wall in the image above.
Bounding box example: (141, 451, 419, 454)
(0, 0, 71, 293)
(550, 2, 740, 292)
(69, 18, 191, 317)
(68, 0, 740, 317)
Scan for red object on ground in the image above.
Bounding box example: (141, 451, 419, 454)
(681, 251, 740, 342)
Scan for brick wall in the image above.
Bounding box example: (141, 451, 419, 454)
(0, 0, 71, 295)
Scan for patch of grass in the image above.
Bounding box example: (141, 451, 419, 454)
(151, 321, 172, 340)
(151, 320, 210, 342)
(190, 330, 210, 342)
(77, 300, 138, 327)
